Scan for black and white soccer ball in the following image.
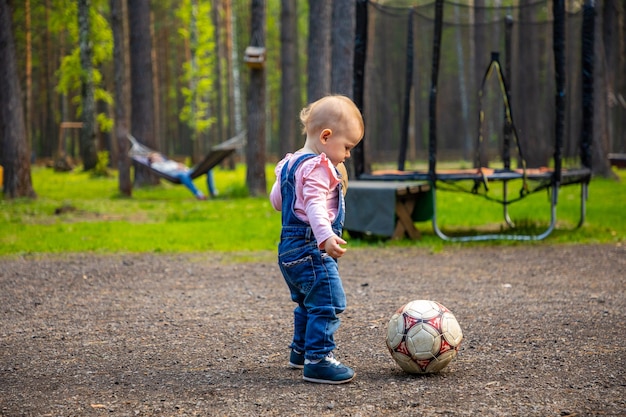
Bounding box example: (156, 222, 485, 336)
(386, 299, 463, 374)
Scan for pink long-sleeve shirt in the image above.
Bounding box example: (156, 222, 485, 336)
(270, 152, 342, 248)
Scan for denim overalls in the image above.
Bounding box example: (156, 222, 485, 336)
(277, 154, 346, 361)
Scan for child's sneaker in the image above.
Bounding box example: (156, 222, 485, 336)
(288, 349, 305, 369)
(303, 353, 355, 384)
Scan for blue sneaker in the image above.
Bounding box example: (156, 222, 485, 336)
(289, 349, 305, 369)
(303, 353, 355, 384)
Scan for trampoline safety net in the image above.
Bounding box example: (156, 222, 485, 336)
(360, 0, 587, 172)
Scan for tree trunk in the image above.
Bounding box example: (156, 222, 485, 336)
(592, 0, 616, 177)
(617, 0, 626, 153)
(128, 0, 158, 186)
(279, 0, 300, 157)
(331, 0, 355, 97)
(0, 0, 36, 199)
(603, 0, 626, 154)
(246, 0, 266, 197)
(473, 0, 487, 167)
(111, 0, 131, 196)
(78, 0, 98, 170)
(307, 0, 331, 102)
(212, 0, 225, 145)
(517, 0, 548, 168)
(224, 0, 240, 170)
(330, 0, 356, 175)
(228, 0, 243, 137)
(43, 0, 56, 158)
(454, 5, 471, 161)
(189, 0, 199, 149)
(149, 10, 163, 151)
(25, 0, 32, 153)
(224, 0, 235, 138)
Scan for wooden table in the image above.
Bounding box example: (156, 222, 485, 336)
(344, 180, 432, 240)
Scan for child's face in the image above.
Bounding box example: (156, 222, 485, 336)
(319, 119, 363, 166)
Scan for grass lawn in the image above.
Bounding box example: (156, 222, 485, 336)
(0, 164, 624, 255)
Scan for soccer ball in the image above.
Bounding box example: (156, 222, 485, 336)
(386, 299, 463, 374)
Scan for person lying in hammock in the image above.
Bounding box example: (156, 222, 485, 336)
(147, 152, 208, 200)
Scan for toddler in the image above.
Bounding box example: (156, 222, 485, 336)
(270, 95, 364, 384)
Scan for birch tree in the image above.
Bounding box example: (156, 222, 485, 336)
(78, 0, 98, 170)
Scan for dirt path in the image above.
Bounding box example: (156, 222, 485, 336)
(1, 244, 625, 416)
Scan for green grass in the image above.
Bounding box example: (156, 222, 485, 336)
(0, 165, 624, 255)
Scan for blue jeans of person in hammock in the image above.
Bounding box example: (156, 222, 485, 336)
(175, 171, 218, 199)
(148, 154, 209, 199)
(175, 171, 204, 198)
(206, 170, 218, 197)
(181, 170, 217, 198)
(168, 170, 217, 199)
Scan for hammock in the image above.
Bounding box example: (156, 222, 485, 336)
(127, 131, 245, 184)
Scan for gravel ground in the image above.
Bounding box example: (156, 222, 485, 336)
(1, 244, 625, 416)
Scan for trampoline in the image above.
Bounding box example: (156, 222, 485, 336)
(351, 0, 594, 241)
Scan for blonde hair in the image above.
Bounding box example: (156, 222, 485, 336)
(300, 95, 364, 139)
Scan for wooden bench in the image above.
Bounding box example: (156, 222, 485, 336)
(344, 180, 432, 240)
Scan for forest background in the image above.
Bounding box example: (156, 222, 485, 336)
(0, 0, 625, 200)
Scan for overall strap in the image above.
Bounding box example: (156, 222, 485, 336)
(279, 153, 317, 231)
(280, 153, 317, 185)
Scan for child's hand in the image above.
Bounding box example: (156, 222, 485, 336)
(323, 235, 347, 258)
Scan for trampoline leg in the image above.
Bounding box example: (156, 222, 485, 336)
(503, 181, 515, 228)
(537, 183, 558, 240)
(430, 186, 453, 242)
(576, 181, 588, 228)
(431, 183, 559, 242)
